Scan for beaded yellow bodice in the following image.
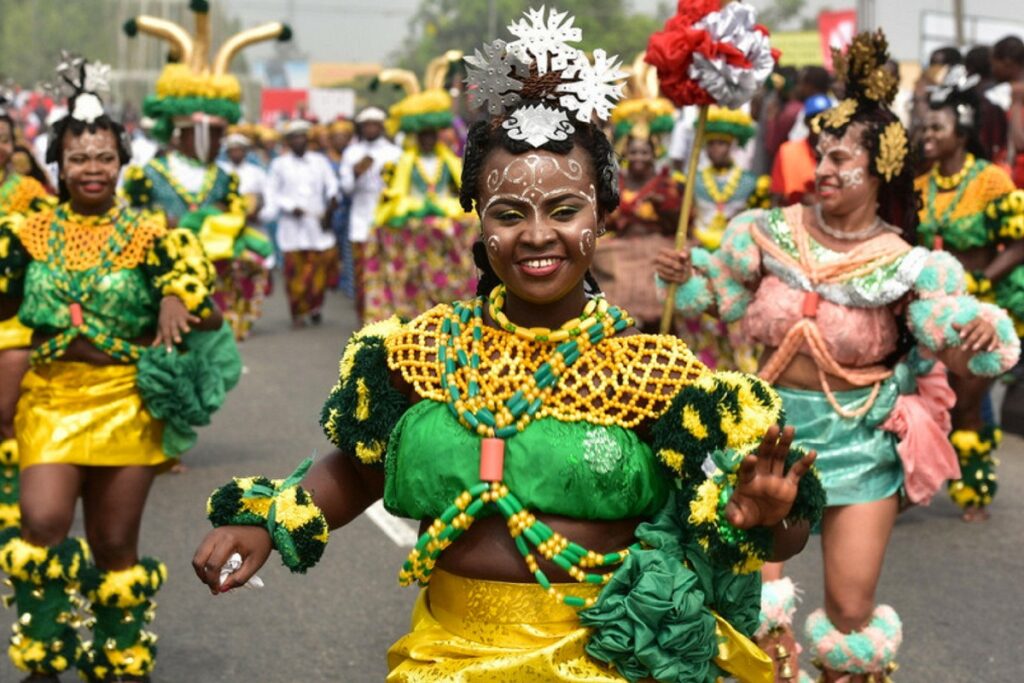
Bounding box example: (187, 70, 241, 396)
(19, 205, 167, 271)
(385, 303, 708, 429)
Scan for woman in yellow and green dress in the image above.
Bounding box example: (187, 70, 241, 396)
(0, 99, 51, 530)
(192, 11, 825, 681)
(362, 56, 478, 323)
(915, 64, 1024, 521)
(0, 60, 238, 682)
(121, 3, 287, 340)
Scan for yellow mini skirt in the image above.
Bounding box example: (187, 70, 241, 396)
(0, 317, 32, 351)
(386, 569, 772, 682)
(16, 361, 168, 470)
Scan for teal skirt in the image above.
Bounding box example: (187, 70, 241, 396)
(777, 386, 902, 506)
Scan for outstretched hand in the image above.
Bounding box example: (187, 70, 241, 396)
(725, 425, 817, 530)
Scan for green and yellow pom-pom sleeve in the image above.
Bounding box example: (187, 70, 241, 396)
(320, 317, 410, 466)
(144, 226, 217, 317)
(207, 458, 329, 573)
(650, 371, 824, 573)
(120, 165, 155, 209)
(0, 214, 29, 296)
(985, 189, 1024, 243)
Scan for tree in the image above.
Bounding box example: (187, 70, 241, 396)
(393, 0, 668, 83)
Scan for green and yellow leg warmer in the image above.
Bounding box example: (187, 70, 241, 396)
(0, 439, 20, 529)
(77, 557, 166, 682)
(947, 426, 1001, 510)
(0, 528, 90, 675)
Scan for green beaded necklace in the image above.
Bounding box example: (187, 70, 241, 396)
(149, 155, 220, 211)
(401, 287, 642, 609)
(31, 203, 146, 365)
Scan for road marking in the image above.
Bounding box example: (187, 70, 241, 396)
(365, 500, 418, 547)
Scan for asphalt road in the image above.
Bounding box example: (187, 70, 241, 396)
(3, 286, 1023, 682)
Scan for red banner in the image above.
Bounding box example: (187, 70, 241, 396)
(260, 89, 308, 125)
(818, 10, 857, 71)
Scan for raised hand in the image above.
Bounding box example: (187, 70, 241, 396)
(725, 425, 817, 530)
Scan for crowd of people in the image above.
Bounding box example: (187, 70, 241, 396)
(1, 1, 1023, 681)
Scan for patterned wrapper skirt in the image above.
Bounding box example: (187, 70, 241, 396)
(386, 569, 771, 682)
(283, 247, 340, 319)
(777, 385, 903, 506)
(16, 362, 167, 470)
(0, 317, 32, 351)
(590, 234, 674, 327)
(362, 217, 478, 324)
(213, 256, 271, 341)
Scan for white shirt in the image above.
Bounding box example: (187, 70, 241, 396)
(338, 136, 402, 243)
(262, 151, 339, 252)
(219, 159, 267, 197)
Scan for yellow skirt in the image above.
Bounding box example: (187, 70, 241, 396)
(15, 361, 168, 470)
(386, 569, 772, 682)
(0, 317, 32, 351)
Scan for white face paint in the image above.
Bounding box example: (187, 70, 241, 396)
(486, 234, 502, 255)
(579, 228, 595, 256)
(482, 152, 597, 224)
(816, 133, 867, 162)
(838, 167, 865, 189)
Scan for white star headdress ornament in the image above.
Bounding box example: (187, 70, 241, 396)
(464, 6, 626, 148)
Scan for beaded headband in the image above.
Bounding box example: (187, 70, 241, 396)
(464, 6, 627, 147)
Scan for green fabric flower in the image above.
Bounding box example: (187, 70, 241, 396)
(579, 548, 718, 683)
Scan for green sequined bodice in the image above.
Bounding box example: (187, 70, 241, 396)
(20, 262, 158, 339)
(384, 399, 670, 521)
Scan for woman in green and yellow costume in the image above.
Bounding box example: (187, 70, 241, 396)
(915, 64, 1024, 522)
(0, 95, 51, 530)
(193, 11, 825, 681)
(362, 53, 479, 323)
(120, 0, 288, 340)
(0, 57, 238, 682)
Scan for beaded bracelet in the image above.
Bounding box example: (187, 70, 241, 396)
(207, 458, 329, 573)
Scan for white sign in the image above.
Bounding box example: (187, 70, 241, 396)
(308, 88, 356, 122)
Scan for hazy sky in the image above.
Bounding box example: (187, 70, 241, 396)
(220, 0, 834, 65)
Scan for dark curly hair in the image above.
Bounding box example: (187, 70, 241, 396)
(47, 95, 131, 203)
(460, 107, 619, 296)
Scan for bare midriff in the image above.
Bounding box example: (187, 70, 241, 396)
(761, 346, 868, 393)
(428, 514, 644, 583)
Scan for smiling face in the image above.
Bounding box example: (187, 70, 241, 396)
(921, 107, 962, 164)
(60, 127, 121, 212)
(626, 137, 654, 176)
(814, 124, 879, 216)
(478, 145, 603, 306)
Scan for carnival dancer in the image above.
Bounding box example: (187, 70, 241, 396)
(0, 92, 50, 530)
(262, 119, 340, 328)
(339, 107, 401, 320)
(121, 0, 289, 340)
(693, 107, 770, 251)
(592, 56, 681, 332)
(0, 56, 239, 682)
(193, 10, 826, 682)
(217, 131, 273, 340)
(362, 54, 478, 323)
(655, 32, 1021, 681)
(916, 65, 1024, 522)
(676, 106, 770, 372)
(325, 119, 356, 296)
